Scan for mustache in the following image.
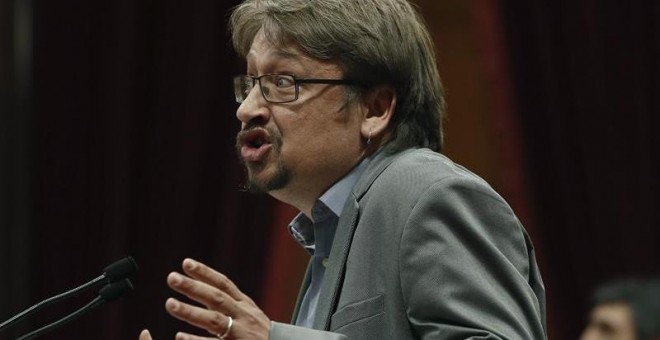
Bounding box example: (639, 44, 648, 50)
(234, 123, 286, 193)
(238, 120, 263, 136)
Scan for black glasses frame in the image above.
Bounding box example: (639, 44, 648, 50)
(233, 74, 354, 104)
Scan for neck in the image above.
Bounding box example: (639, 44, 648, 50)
(269, 187, 317, 219)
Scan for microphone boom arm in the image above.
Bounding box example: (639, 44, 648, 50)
(0, 275, 105, 332)
(15, 296, 105, 340)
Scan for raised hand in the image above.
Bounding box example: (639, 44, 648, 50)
(162, 258, 271, 340)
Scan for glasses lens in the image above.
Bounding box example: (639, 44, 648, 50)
(233, 76, 253, 103)
(233, 75, 298, 103)
(260, 74, 296, 103)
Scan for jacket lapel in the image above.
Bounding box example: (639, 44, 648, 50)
(312, 197, 360, 330)
(312, 147, 410, 330)
(290, 260, 313, 324)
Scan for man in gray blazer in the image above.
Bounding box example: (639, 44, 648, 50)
(140, 0, 547, 339)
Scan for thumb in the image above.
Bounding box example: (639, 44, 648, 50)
(139, 329, 153, 340)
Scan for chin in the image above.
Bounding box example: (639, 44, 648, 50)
(245, 162, 291, 194)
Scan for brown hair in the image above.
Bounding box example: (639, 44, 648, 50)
(230, 0, 445, 152)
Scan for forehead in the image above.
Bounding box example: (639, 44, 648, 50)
(246, 30, 340, 75)
(590, 303, 634, 330)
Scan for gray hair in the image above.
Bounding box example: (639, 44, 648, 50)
(229, 0, 445, 152)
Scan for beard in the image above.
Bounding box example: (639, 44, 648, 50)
(235, 126, 291, 194)
(242, 156, 291, 194)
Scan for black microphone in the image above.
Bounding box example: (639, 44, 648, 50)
(15, 279, 134, 340)
(0, 256, 138, 332)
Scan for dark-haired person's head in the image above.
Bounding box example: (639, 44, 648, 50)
(580, 279, 660, 340)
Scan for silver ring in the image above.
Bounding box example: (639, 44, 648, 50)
(217, 316, 233, 340)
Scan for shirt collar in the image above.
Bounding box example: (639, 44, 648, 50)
(288, 156, 372, 251)
(318, 157, 370, 217)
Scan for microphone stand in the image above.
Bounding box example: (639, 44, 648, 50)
(0, 276, 105, 332)
(0, 256, 137, 332)
(15, 296, 104, 340)
(14, 278, 134, 340)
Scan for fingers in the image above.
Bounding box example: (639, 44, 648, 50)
(181, 258, 249, 303)
(165, 298, 232, 337)
(164, 258, 271, 340)
(167, 272, 239, 315)
(140, 328, 218, 340)
(139, 329, 153, 340)
(174, 332, 217, 340)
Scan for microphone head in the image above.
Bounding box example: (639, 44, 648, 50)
(99, 279, 134, 302)
(103, 256, 139, 282)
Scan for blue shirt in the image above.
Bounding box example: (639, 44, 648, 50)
(289, 157, 371, 328)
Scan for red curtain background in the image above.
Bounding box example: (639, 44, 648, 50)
(1, 1, 658, 339)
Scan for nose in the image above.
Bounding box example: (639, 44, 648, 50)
(236, 85, 270, 126)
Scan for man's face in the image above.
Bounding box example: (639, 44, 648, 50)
(580, 303, 636, 340)
(235, 30, 365, 212)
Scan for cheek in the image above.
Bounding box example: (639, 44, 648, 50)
(276, 113, 324, 146)
(277, 127, 336, 172)
(272, 115, 316, 161)
(274, 105, 361, 163)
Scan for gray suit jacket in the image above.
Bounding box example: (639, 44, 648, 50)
(270, 148, 547, 340)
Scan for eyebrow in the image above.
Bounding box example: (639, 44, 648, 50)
(246, 44, 316, 75)
(265, 49, 314, 74)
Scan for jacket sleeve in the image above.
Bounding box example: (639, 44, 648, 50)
(399, 177, 546, 339)
(269, 322, 349, 340)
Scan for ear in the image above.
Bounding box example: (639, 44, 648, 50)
(361, 85, 396, 145)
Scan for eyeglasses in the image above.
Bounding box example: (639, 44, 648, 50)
(233, 74, 354, 104)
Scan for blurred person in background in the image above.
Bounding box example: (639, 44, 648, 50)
(581, 279, 660, 340)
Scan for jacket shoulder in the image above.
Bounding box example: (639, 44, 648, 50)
(375, 148, 492, 192)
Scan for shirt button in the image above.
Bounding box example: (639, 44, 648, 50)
(322, 258, 329, 267)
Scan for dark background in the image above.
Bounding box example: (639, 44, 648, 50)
(1, 0, 658, 339)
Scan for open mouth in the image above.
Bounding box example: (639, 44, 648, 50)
(240, 128, 271, 148)
(247, 135, 267, 148)
(238, 128, 274, 162)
